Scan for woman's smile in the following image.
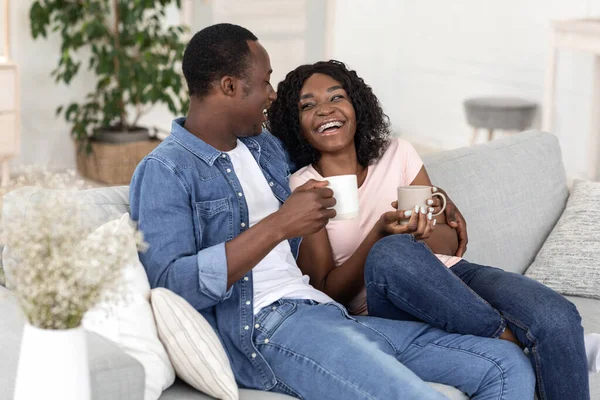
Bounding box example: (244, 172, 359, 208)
(315, 119, 346, 136)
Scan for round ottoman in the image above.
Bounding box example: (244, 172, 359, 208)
(464, 97, 537, 144)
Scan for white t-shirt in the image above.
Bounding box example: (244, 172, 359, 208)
(227, 140, 332, 314)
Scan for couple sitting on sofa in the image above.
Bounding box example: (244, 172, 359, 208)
(130, 23, 595, 400)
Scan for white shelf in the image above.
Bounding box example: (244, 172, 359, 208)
(543, 18, 600, 181)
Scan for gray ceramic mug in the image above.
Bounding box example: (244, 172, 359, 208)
(397, 185, 446, 224)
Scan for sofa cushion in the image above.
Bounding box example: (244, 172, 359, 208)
(83, 215, 176, 400)
(160, 381, 294, 400)
(525, 180, 600, 300)
(2, 185, 130, 228)
(2, 186, 131, 281)
(159, 380, 468, 400)
(0, 286, 146, 400)
(422, 131, 568, 274)
(151, 288, 238, 400)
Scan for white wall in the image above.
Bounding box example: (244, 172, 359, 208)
(330, 0, 599, 180)
(6, 0, 327, 170)
(6, 0, 600, 180)
(189, 0, 329, 90)
(6, 0, 181, 169)
(0, 1, 7, 58)
(6, 0, 325, 169)
(9, 0, 86, 168)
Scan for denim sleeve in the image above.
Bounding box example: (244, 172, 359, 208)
(130, 158, 232, 311)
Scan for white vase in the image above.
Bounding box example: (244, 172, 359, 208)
(14, 323, 91, 400)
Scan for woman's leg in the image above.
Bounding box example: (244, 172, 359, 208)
(365, 234, 589, 400)
(364, 234, 506, 337)
(450, 261, 590, 400)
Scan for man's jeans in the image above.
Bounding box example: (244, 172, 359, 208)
(253, 299, 534, 400)
(365, 234, 590, 400)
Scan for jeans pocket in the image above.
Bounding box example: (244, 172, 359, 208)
(254, 301, 298, 340)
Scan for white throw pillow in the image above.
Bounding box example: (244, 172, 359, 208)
(83, 214, 175, 400)
(150, 287, 239, 400)
(526, 180, 600, 300)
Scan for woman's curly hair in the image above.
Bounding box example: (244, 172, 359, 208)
(268, 60, 391, 169)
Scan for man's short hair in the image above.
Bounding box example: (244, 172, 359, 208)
(182, 23, 258, 99)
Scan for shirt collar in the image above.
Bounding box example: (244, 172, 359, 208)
(169, 117, 263, 166)
(169, 117, 222, 166)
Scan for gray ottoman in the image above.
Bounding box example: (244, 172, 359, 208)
(464, 97, 537, 144)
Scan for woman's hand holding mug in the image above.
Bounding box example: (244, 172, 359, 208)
(378, 203, 435, 240)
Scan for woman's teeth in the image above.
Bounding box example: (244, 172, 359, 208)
(317, 121, 343, 133)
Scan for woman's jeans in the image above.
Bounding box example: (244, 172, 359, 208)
(364, 234, 590, 400)
(253, 299, 534, 399)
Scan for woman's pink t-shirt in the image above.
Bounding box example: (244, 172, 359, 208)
(289, 138, 461, 315)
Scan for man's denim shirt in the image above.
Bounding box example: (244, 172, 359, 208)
(130, 118, 300, 390)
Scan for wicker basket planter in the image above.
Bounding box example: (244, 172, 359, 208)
(76, 138, 160, 185)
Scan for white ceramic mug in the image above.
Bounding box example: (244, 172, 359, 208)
(396, 185, 446, 224)
(326, 175, 359, 220)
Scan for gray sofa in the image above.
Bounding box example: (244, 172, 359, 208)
(1, 131, 598, 400)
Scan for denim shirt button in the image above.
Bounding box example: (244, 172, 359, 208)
(264, 339, 269, 344)
(244, 276, 249, 281)
(226, 168, 232, 173)
(241, 222, 246, 228)
(238, 192, 243, 197)
(272, 306, 277, 310)
(244, 325, 249, 330)
(221, 154, 227, 158)
(246, 300, 251, 305)
(254, 323, 260, 328)
(269, 181, 274, 187)
(251, 353, 257, 358)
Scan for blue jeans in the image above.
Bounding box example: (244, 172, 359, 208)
(365, 234, 589, 400)
(252, 299, 534, 399)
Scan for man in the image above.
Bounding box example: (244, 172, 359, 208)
(130, 23, 534, 399)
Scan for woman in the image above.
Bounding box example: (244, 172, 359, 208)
(268, 60, 592, 400)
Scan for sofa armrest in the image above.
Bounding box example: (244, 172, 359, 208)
(0, 286, 145, 400)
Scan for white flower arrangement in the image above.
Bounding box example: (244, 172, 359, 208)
(0, 166, 145, 329)
(1, 166, 94, 286)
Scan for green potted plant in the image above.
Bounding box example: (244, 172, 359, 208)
(29, 0, 189, 184)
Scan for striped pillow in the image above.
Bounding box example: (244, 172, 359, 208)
(150, 288, 238, 400)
